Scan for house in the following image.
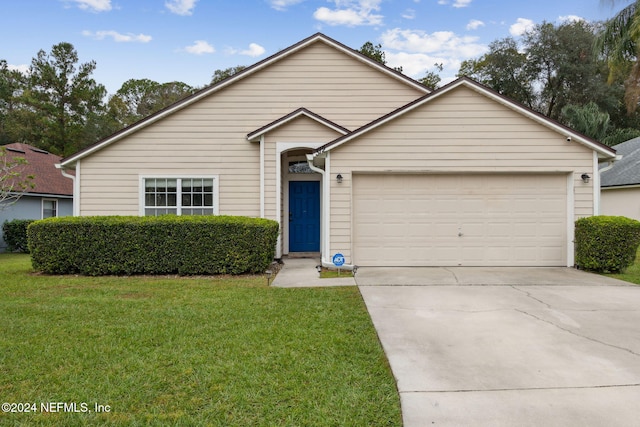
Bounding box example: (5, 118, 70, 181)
(59, 33, 616, 267)
(600, 137, 640, 221)
(1, 143, 73, 251)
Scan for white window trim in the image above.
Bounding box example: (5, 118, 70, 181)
(139, 175, 219, 216)
(41, 198, 59, 219)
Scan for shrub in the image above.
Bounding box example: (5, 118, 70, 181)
(575, 216, 640, 273)
(2, 219, 36, 253)
(28, 215, 279, 276)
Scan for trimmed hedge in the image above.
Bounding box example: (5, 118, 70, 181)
(2, 219, 36, 253)
(575, 215, 640, 273)
(28, 215, 279, 276)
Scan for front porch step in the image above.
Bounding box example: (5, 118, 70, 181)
(286, 252, 321, 259)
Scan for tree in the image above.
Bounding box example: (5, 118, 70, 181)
(458, 38, 534, 108)
(211, 65, 246, 85)
(525, 21, 612, 119)
(359, 42, 403, 72)
(107, 79, 195, 129)
(24, 42, 107, 156)
(0, 146, 34, 210)
(561, 101, 640, 145)
(0, 60, 29, 145)
(459, 21, 620, 120)
(419, 63, 443, 89)
(597, 0, 640, 112)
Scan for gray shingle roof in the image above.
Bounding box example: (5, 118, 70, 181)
(600, 137, 640, 187)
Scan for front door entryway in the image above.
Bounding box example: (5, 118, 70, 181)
(289, 181, 320, 252)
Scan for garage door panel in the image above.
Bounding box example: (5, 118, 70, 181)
(353, 174, 567, 267)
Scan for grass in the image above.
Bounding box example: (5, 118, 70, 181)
(0, 254, 401, 426)
(605, 247, 640, 284)
(319, 268, 354, 279)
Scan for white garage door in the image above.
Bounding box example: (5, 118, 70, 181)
(353, 174, 567, 266)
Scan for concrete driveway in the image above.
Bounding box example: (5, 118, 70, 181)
(356, 267, 640, 426)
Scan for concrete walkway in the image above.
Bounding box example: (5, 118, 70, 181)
(270, 257, 356, 287)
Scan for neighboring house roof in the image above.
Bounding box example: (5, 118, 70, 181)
(2, 143, 73, 196)
(247, 108, 350, 142)
(600, 137, 640, 188)
(314, 77, 617, 160)
(61, 33, 430, 167)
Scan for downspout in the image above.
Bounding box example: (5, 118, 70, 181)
(596, 154, 623, 215)
(56, 163, 78, 216)
(306, 153, 357, 272)
(259, 135, 265, 218)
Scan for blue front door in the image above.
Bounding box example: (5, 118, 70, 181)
(289, 181, 320, 252)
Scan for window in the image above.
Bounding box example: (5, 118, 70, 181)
(288, 161, 314, 174)
(42, 199, 58, 218)
(143, 177, 217, 216)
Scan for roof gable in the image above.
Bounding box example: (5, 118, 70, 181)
(2, 143, 73, 196)
(315, 77, 617, 160)
(247, 108, 350, 142)
(61, 33, 429, 167)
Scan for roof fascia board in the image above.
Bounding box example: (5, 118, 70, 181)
(62, 33, 428, 166)
(247, 108, 349, 141)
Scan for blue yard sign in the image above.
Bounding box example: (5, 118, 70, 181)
(332, 253, 345, 267)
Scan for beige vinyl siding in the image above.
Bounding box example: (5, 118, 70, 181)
(329, 85, 595, 262)
(78, 41, 424, 216)
(601, 187, 640, 221)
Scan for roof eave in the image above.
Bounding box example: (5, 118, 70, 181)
(247, 108, 350, 142)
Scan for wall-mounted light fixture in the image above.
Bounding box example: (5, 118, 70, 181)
(336, 173, 343, 183)
(581, 173, 591, 184)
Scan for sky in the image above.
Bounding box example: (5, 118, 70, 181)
(0, 0, 624, 95)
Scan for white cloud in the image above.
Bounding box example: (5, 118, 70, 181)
(380, 28, 487, 84)
(240, 43, 266, 57)
(185, 40, 215, 55)
(453, 0, 471, 7)
(381, 28, 486, 57)
(438, 0, 472, 8)
(69, 0, 112, 12)
(226, 43, 266, 57)
(82, 30, 152, 43)
(466, 19, 484, 30)
(509, 18, 535, 36)
(70, 0, 112, 12)
(313, 0, 383, 27)
(269, 0, 305, 11)
(558, 15, 584, 23)
(165, 0, 198, 16)
(385, 51, 455, 77)
(402, 9, 416, 20)
(8, 64, 29, 74)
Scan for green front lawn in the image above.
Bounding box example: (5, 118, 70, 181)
(605, 247, 640, 284)
(0, 254, 401, 426)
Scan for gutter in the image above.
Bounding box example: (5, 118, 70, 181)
(306, 154, 357, 272)
(55, 164, 77, 216)
(599, 154, 623, 174)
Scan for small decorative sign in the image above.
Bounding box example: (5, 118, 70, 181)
(332, 253, 345, 267)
